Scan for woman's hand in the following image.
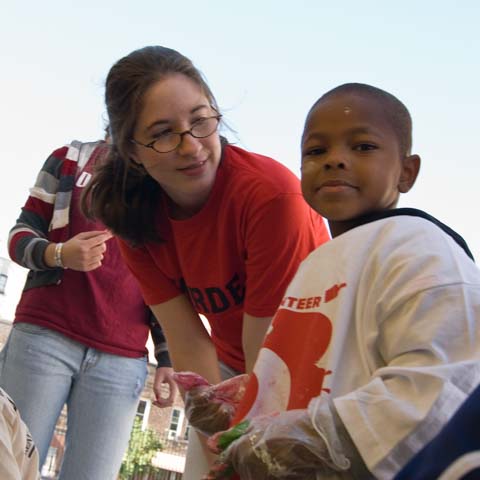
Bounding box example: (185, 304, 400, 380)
(153, 367, 177, 408)
(174, 371, 249, 436)
(45, 230, 112, 271)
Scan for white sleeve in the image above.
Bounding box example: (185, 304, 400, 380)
(0, 390, 40, 480)
(335, 239, 480, 478)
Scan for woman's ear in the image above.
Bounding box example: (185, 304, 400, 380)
(130, 155, 143, 166)
(398, 154, 421, 193)
(129, 146, 142, 166)
(128, 147, 148, 175)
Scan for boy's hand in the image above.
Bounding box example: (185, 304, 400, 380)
(205, 409, 337, 480)
(173, 372, 249, 436)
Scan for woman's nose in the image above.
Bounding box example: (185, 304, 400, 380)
(176, 132, 202, 156)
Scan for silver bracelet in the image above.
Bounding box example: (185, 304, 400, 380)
(54, 242, 66, 269)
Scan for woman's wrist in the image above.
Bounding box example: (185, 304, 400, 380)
(54, 242, 66, 268)
(44, 242, 66, 269)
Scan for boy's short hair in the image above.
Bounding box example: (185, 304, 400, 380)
(309, 83, 413, 156)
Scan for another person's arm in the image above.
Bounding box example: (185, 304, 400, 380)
(152, 295, 223, 468)
(8, 146, 67, 270)
(116, 239, 223, 411)
(43, 230, 112, 271)
(150, 294, 222, 385)
(242, 314, 272, 373)
(149, 313, 177, 407)
(8, 144, 111, 273)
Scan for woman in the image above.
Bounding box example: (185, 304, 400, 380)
(0, 140, 174, 480)
(83, 45, 329, 477)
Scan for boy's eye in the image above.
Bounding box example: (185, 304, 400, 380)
(302, 147, 327, 156)
(353, 143, 377, 151)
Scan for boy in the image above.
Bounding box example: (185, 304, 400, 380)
(202, 83, 480, 479)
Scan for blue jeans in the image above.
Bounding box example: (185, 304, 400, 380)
(0, 323, 148, 480)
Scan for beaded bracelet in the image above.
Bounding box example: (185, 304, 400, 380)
(54, 242, 66, 269)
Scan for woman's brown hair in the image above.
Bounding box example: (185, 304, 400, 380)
(82, 46, 221, 246)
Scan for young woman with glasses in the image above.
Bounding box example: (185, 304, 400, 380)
(82, 45, 330, 478)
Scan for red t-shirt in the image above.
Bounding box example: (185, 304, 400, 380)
(15, 155, 149, 358)
(119, 145, 329, 371)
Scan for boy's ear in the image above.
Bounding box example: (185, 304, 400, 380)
(398, 154, 420, 193)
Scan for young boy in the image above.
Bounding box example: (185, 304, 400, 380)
(203, 83, 480, 479)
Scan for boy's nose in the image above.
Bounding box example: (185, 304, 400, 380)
(323, 153, 347, 170)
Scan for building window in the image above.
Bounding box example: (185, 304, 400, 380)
(135, 399, 151, 430)
(168, 408, 184, 440)
(41, 446, 58, 476)
(0, 273, 7, 294)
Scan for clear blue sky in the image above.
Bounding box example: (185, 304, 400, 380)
(1, 0, 479, 260)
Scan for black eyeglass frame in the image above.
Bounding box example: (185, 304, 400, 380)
(130, 114, 222, 154)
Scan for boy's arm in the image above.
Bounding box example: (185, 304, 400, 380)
(334, 278, 480, 476)
(206, 397, 372, 480)
(328, 220, 480, 477)
(311, 399, 375, 479)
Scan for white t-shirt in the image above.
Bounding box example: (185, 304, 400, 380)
(240, 214, 480, 479)
(0, 388, 40, 480)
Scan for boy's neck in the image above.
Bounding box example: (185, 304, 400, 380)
(328, 208, 398, 238)
(328, 220, 357, 238)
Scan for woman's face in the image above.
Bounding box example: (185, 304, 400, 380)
(131, 73, 222, 214)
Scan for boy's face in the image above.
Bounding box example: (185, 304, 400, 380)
(301, 93, 418, 236)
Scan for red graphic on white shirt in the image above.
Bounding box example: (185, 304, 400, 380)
(234, 309, 333, 422)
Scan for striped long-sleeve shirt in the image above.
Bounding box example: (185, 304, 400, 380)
(8, 140, 171, 365)
(8, 140, 100, 289)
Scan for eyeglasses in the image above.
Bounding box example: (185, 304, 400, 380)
(131, 115, 222, 154)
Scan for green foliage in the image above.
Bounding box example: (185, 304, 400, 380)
(119, 417, 163, 479)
